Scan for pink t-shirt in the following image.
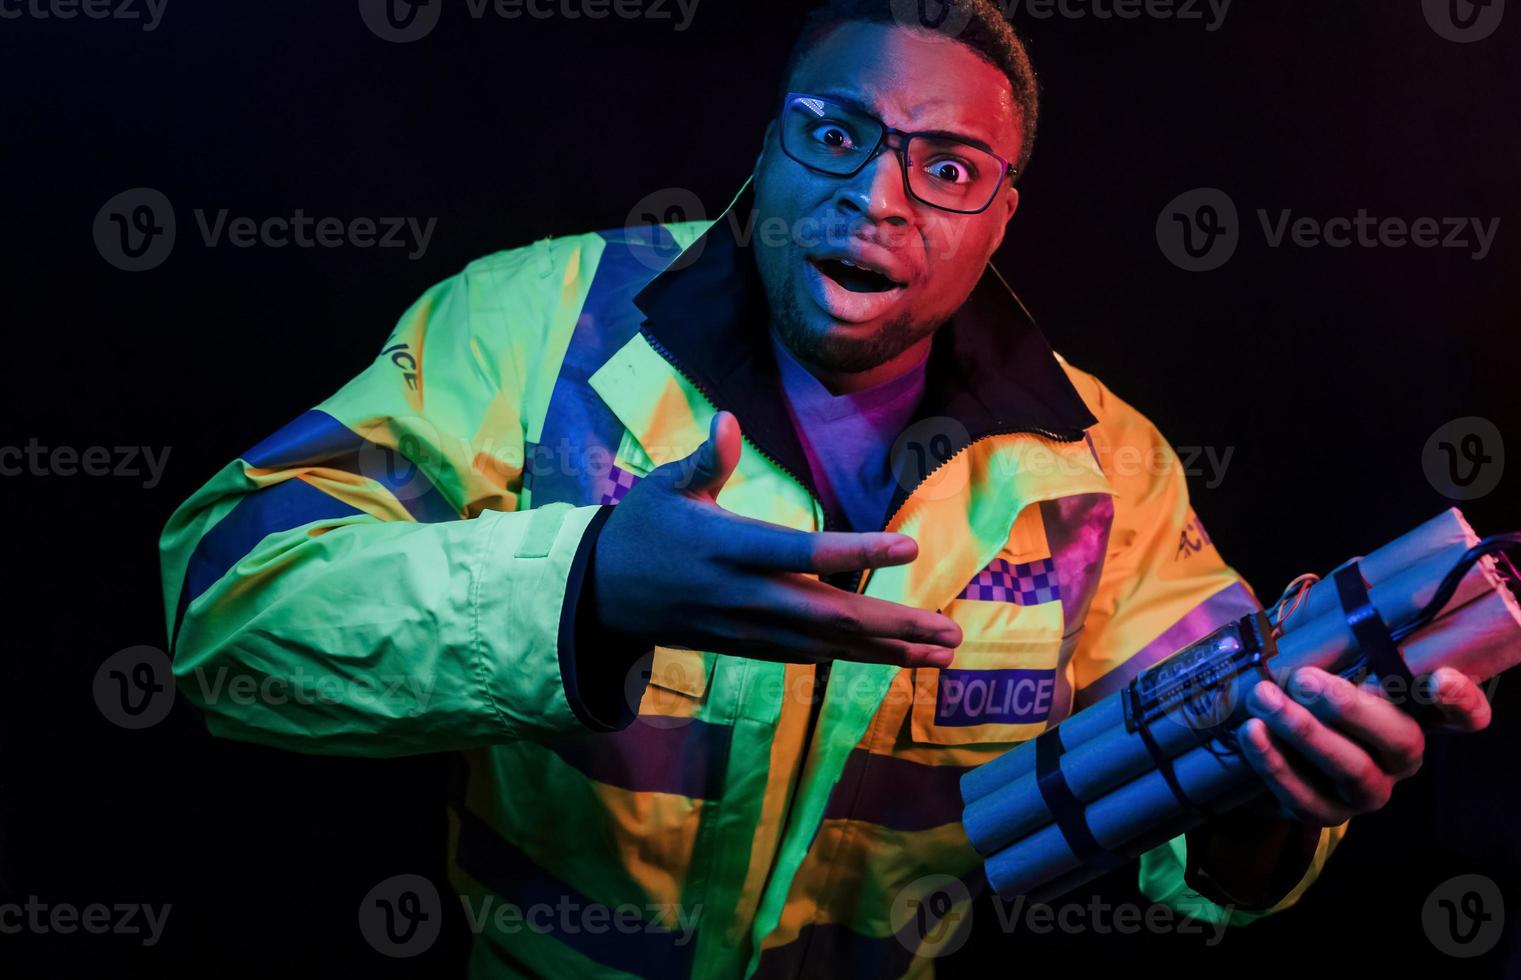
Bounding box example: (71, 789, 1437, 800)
(768, 327, 929, 533)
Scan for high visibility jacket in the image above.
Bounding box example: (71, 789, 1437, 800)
(160, 181, 1344, 978)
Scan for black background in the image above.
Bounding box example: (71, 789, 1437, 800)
(2, 1, 1518, 977)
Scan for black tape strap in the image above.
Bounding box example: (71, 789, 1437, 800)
(1034, 727, 1113, 866)
(1333, 564, 1445, 727)
(1132, 707, 1210, 819)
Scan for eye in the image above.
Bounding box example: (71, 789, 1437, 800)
(809, 122, 858, 151)
(924, 157, 976, 185)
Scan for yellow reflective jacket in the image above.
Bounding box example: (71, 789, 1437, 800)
(160, 181, 1343, 978)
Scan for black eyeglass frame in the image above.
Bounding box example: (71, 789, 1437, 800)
(777, 91, 1019, 216)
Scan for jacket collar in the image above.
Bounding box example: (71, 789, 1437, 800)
(630, 179, 1098, 532)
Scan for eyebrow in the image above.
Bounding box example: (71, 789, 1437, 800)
(807, 88, 1005, 158)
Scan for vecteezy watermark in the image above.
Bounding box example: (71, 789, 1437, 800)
(358, 873, 702, 958)
(359, 875, 444, 958)
(891, 0, 1232, 34)
(94, 188, 439, 272)
(621, 185, 985, 274)
(0, 438, 171, 489)
(93, 645, 440, 730)
(186, 665, 437, 711)
(358, 0, 700, 43)
(1158, 188, 1501, 271)
(1006, 0, 1232, 30)
(1422, 873, 1505, 957)
(1156, 187, 1239, 272)
(887, 414, 1237, 502)
(891, 875, 1231, 956)
(0, 0, 168, 32)
(1423, 416, 1504, 501)
(890, 875, 973, 956)
(1278, 666, 1502, 719)
(989, 894, 1230, 946)
(1423, 0, 1505, 43)
(93, 646, 176, 730)
(0, 897, 172, 947)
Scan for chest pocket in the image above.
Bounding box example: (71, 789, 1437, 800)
(633, 647, 718, 727)
(909, 550, 1068, 747)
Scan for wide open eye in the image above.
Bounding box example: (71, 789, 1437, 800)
(809, 122, 860, 152)
(922, 156, 976, 186)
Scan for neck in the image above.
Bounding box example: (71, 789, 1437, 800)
(775, 330, 934, 396)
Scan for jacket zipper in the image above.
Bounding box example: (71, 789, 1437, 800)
(639, 324, 1085, 931)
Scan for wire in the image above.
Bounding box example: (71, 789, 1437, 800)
(1268, 573, 1320, 637)
(1391, 533, 1521, 642)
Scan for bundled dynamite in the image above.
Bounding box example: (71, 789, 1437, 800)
(959, 509, 1521, 902)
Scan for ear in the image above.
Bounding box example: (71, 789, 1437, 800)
(753, 120, 778, 179)
(988, 186, 1020, 254)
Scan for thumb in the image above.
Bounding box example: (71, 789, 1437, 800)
(676, 410, 741, 500)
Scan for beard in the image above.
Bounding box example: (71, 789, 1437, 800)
(767, 274, 941, 376)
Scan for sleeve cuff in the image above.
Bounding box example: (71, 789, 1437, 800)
(557, 504, 654, 732)
(1139, 819, 1347, 928)
(1182, 809, 1326, 911)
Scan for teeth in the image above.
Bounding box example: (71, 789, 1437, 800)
(841, 259, 859, 268)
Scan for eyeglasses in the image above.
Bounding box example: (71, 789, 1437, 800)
(778, 92, 1018, 215)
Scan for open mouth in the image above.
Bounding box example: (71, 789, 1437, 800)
(809, 257, 905, 294)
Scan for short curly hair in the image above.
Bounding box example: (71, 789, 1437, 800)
(779, 0, 1040, 173)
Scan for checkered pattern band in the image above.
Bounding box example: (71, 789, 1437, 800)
(958, 557, 1061, 605)
(598, 464, 641, 505)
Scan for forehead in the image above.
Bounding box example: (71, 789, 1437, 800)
(787, 20, 1021, 158)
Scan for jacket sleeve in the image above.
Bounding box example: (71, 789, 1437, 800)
(159, 244, 643, 757)
(1061, 365, 1347, 926)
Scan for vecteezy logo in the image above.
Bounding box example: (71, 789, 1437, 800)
(93, 646, 176, 729)
(1422, 873, 1504, 957)
(359, 874, 443, 957)
(1423, 0, 1505, 42)
(358, 0, 442, 43)
(1157, 188, 1240, 272)
(890, 0, 974, 38)
(1422, 416, 1504, 501)
(624, 186, 708, 272)
(623, 650, 700, 730)
(355, 414, 445, 504)
(891, 874, 972, 956)
(94, 188, 176, 272)
(890, 415, 972, 502)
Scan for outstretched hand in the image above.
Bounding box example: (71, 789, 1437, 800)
(590, 411, 963, 668)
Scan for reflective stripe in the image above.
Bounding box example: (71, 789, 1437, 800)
(821, 749, 968, 832)
(1081, 580, 1261, 702)
(244, 408, 457, 523)
(1041, 493, 1115, 726)
(171, 478, 360, 648)
(525, 227, 682, 508)
(547, 718, 733, 800)
(751, 922, 915, 980)
(455, 806, 699, 979)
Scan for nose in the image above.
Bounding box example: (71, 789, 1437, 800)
(830, 140, 913, 229)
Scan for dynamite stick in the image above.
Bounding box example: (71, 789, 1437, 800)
(971, 545, 1521, 901)
(960, 509, 1480, 809)
(962, 537, 1493, 856)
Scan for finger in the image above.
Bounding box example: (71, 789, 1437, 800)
(1247, 680, 1394, 812)
(1286, 668, 1425, 779)
(1427, 667, 1492, 733)
(729, 519, 921, 575)
(669, 411, 741, 500)
(1238, 717, 1356, 827)
(701, 617, 955, 669)
(777, 577, 963, 649)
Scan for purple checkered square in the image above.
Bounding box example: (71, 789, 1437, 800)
(958, 557, 1061, 605)
(598, 464, 641, 505)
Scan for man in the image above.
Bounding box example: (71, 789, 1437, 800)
(159, 1, 1491, 976)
